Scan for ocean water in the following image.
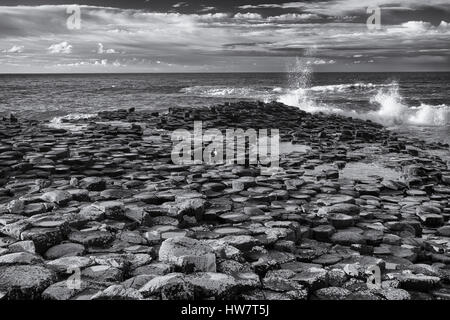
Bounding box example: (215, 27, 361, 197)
(0, 71, 448, 145)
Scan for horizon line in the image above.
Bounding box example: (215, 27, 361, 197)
(1, 71, 449, 75)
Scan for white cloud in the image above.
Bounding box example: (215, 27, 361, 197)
(97, 43, 116, 54)
(48, 41, 72, 54)
(2, 45, 24, 53)
(239, 0, 450, 15)
(401, 21, 432, 32)
(439, 21, 449, 28)
(233, 12, 263, 20)
(172, 2, 187, 8)
(199, 6, 216, 13)
(267, 13, 319, 22)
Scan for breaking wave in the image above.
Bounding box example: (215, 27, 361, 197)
(278, 81, 449, 127)
(48, 113, 96, 130)
(180, 61, 449, 128)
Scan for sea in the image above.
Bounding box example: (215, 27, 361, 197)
(0, 71, 449, 146)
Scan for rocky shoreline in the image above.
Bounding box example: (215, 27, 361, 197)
(0, 101, 449, 300)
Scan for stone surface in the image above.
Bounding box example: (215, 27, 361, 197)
(159, 237, 216, 272)
(0, 265, 57, 299)
(0, 102, 449, 300)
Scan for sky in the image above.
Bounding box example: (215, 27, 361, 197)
(0, 0, 449, 73)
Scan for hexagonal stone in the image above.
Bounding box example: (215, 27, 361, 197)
(316, 195, 355, 206)
(93, 201, 125, 219)
(46, 256, 93, 273)
(329, 214, 354, 229)
(8, 240, 36, 254)
(159, 237, 216, 272)
(20, 227, 64, 253)
(1, 220, 31, 239)
(313, 287, 351, 300)
(312, 254, 342, 266)
(377, 288, 411, 300)
(395, 273, 441, 291)
(79, 177, 106, 191)
(185, 272, 239, 298)
(0, 265, 57, 299)
(417, 213, 444, 227)
(292, 267, 328, 290)
(41, 190, 72, 206)
(41, 280, 100, 300)
(82, 265, 123, 283)
(312, 225, 336, 242)
(0, 252, 43, 265)
(91, 284, 143, 300)
(68, 230, 114, 247)
(262, 269, 302, 292)
(331, 231, 366, 246)
(324, 203, 360, 216)
(437, 226, 450, 237)
(45, 243, 85, 259)
(219, 235, 259, 251)
(63, 205, 105, 227)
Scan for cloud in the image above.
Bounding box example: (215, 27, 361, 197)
(267, 13, 320, 22)
(239, 0, 450, 15)
(48, 41, 72, 54)
(97, 43, 116, 54)
(2, 45, 24, 53)
(199, 6, 216, 13)
(0, 4, 448, 72)
(172, 2, 188, 8)
(439, 21, 449, 29)
(401, 21, 432, 32)
(233, 13, 263, 20)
